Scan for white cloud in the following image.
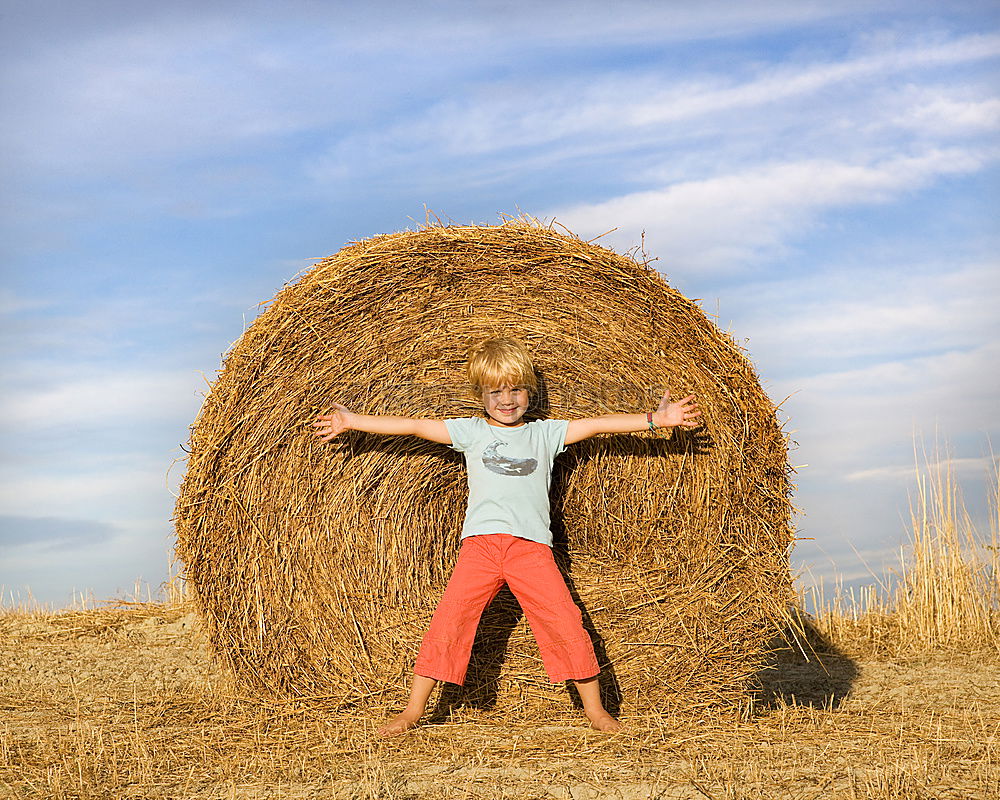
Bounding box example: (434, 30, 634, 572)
(730, 260, 1000, 367)
(893, 92, 1000, 135)
(0, 462, 177, 522)
(309, 29, 1000, 183)
(771, 342, 1000, 478)
(0, 370, 205, 428)
(7, 6, 989, 186)
(552, 149, 992, 273)
(846, 456, 992, 482)
(15, 0, 873, 175)
(606, 33, 1000, 131)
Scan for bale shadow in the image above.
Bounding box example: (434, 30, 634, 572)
(427, 588, 523, 720)
(426, 559, 621, 721)
(753, 608, 860, 711)
(553, 545, 623, 717)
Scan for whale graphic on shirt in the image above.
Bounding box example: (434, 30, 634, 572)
(482, 440, 538, 476)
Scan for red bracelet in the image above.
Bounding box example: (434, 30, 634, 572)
(647, 411, 669, 438)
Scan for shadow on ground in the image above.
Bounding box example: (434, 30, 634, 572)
(754, 609, 860, 710)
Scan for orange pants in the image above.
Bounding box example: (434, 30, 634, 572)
(414, 533, 599, 685)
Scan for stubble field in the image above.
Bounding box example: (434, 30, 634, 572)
(2, 598, 998, 799)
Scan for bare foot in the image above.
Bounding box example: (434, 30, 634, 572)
(586, 711, 622, 732)
(377, 712, 420, 737)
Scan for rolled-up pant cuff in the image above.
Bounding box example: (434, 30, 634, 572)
(413, 534, 600, 686)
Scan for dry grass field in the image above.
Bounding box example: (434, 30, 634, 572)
(3, 461, 997, 799)
(2, 601, 998, 800)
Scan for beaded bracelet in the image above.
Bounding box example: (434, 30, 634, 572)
(647, 411, 669, 438)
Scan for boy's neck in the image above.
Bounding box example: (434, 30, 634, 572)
(485, 416, 527, 428)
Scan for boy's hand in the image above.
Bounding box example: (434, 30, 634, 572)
(652, 390, 701, 429)
(313, 403, 354, 441)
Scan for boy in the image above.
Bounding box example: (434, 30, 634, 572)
(313, 338, 700, 735)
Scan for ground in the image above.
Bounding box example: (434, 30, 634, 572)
(1, 603, 998, 799)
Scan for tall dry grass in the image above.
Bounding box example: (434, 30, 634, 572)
(803, 446, 999, 654)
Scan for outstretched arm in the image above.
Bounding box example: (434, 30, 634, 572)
(312, 403, 451, 444)
(564, 390, 701, 445)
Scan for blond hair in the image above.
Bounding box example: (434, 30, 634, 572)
(466, 337, 538, 395)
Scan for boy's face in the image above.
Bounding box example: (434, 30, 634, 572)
(482, 384, 530, 427)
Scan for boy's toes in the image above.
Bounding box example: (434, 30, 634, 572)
(377, 713, 419, 737)
(588, 713, 622, 732)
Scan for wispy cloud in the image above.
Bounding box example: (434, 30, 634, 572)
(846, 456, 992, 482)
(729, 260, 1000, 371)
(7, 7, 994, 188)
(429, 33, 1000, 155)
(309, 29, 1000, 185)
(0, 515, 117, 551)
(554, 149, 993, 273)
(771, 341, 1000, 478)
(889, 90, 1000, 135)
(0, 370, 205, 428)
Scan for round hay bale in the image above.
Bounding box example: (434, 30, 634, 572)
(174, 220, 793, 716)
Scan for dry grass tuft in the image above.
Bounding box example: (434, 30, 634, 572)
(173, 219, 793, 714)
(802, 449, 999, 656)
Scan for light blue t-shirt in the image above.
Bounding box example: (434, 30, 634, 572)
(444, 416, 570, 547)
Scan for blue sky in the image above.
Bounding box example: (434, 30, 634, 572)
(1, 0, 998, 607)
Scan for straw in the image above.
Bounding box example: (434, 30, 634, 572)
(173, 219, 793, 714)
